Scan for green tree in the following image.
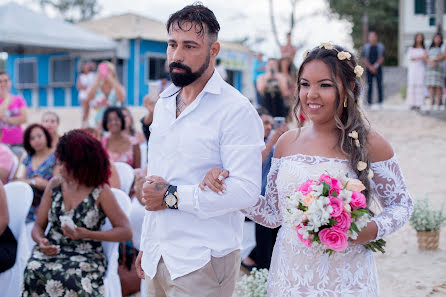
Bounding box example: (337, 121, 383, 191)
(39, 0, 101, 23)
(327, 0, 399, 65)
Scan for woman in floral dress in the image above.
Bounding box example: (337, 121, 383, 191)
(22, 130, 132, 297)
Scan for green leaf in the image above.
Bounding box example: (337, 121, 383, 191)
(322, 182, 330, 196)
(351, 222, 360, 233)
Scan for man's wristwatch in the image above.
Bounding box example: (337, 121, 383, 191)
(163, 185, 179, 209)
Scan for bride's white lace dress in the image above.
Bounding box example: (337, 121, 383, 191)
(244, 154, 413, 297)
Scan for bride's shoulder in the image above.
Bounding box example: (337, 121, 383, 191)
(273, 127, 305, 158)
(366, 129, 394, 163)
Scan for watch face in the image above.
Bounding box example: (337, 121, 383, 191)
(165, 194, 177, 207)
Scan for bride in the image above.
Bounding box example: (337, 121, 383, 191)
(200, 44, 413, 296)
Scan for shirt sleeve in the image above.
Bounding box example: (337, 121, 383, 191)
(370, 156, 413, 240)
(177, 102, 265, 219)
(243, 157, 282, 228)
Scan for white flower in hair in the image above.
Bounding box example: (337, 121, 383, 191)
(354, 65, 364, 77)
(357, 161, 367, 172)
(368, 169, 374, 179)
(319, 42, 334, 50)
(303, 49, 310, 59)
(354, 139, 361, 148)
(348, 130, 359, 140)
(337, 51, 351, 60)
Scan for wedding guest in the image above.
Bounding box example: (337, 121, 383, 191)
(0, 71, 28, 156)
(252, 53, 266, 106)
(280, 32, 297, 60)
(0, 181, 17, 273)
(86, 61, 125, 128)
(278, 56, 297, 108)
(0, 143, 15, 183)
(362, 32, 385, 106)
(136, 4, 264, 297)
(77, 62, 96, 127)
(121, 107, 145, 144)
(82, 127, 120, 189)
(15, 124, 58, 223)
(41, 111, 61, 150)
(406, 33, 427, 111)
(102, 107, 140, 169)
(425, 33, 445, 111)
(256, 58, 291, 117)
(22, 129, 132, 296)
(140, 94, 156, 142)
(203, 44, 413, 296)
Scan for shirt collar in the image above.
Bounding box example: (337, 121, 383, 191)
(159, 69, 222, 99)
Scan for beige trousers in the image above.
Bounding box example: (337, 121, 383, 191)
(145, 250, 240, 297)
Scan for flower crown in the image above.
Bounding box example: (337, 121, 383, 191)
(303, 42, 364, 78)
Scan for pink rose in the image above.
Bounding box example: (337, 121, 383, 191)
(319, 174, 342, 195)
(333, 211, 352, 231)
(350, 191, 367, 210)
(298, 179, 314, 195)
(329, 196, 344, 217)
(345, 178, 366, 192)
(319, 227, 348, 252)
(296, 225, 312, 247)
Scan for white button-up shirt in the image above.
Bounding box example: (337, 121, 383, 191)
(140, 71, 265, 280)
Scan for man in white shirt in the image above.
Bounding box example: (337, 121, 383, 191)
(135, 3, 264, 297)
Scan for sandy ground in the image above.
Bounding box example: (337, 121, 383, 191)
(28, 95, 446, 297)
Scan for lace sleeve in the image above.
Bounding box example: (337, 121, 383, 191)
(370, 156, 413, 240)
(242, 157, 282, 228)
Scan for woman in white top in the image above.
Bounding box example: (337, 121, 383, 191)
(77, 62, 96, 127)
(202, 44, 413, 297)
(407, 33, 427, 110)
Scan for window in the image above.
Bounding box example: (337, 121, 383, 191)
(15, 58, 37, 88)
(50, 56, 72, 85)
(147, 55, 167, 81)
(415, 0, 446, 14)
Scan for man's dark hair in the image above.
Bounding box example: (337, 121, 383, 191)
(0, 71, 9, 78)
(166, 2, 220, 43)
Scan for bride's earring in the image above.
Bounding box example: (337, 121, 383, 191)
(344, 96, 348, 108)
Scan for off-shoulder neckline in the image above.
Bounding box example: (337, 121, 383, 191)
(272, 153, 396, 164)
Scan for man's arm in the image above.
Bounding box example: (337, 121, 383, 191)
(177, 102, 265, 219)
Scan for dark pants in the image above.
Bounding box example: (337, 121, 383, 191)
(249, 224, 280, 269)
(367, 68, 383, 104)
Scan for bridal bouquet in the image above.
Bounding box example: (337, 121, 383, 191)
(284, 174, 385, 255)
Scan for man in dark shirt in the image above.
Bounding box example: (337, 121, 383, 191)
(362, 31, 385, 106)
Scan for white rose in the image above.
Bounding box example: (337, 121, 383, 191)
(27, 261, 41, 270)
(79, 262, 91, 272)
(81, 278, 93, 294)
(64, 290, 78, 297)
(45, 263, 63, 270)
(70, 255, 87, 262)
(84, 209, 99, 228)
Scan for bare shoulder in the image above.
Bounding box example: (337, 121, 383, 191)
(274, 128, 301, 158)
(48, 176, 62, 189)
(366, 129, 394, 163)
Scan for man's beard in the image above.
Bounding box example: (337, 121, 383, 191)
(169, 52, 210, 87)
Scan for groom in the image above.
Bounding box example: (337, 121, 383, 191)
(135, 3, 265, 297)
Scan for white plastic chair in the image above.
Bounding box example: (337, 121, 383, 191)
(103, 188, 131, 297)
(7, 154, 19, 182)
(0, 181, 33, 297)
(114, 162, 135, 195)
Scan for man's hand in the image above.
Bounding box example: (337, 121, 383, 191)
(135, 251, 145, 279)
(143, 94, 156, 114)
(142, 176, 169, 211)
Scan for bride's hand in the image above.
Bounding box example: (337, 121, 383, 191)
(351, 221, 378, 244)
(199, 168, 229, 195)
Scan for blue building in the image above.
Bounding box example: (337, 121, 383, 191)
(1, 3, 254, 108)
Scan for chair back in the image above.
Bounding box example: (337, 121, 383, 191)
(101, 188, 131, 261)
(114, 162, 135, 195)
(4, 181, 33, 239)
(7, 154, 19, 182)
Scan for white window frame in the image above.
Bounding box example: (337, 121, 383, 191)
(49, 56, 73, 87)
(145, 53, 167, 83)
(14, 57, 38, 89)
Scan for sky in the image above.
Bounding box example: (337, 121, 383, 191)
(0, 0, 353, 63)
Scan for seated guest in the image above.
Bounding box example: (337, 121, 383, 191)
(0, 71, 28, 156)
(82, 127, 121, 189)
(0, 180, 17, 272)
(102, 107, 140, 168)
(121, 107, 145, 144)
(41, 111, 61, 150)
(22, 130, 132, 296)
(140, 93, 156, 142)
(15, 124, 58, 223)
(0, 143, 15, 183)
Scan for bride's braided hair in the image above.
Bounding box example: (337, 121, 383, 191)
(294, 44, 372, 202)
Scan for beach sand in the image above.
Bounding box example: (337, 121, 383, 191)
(28, 95, 446, 296)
